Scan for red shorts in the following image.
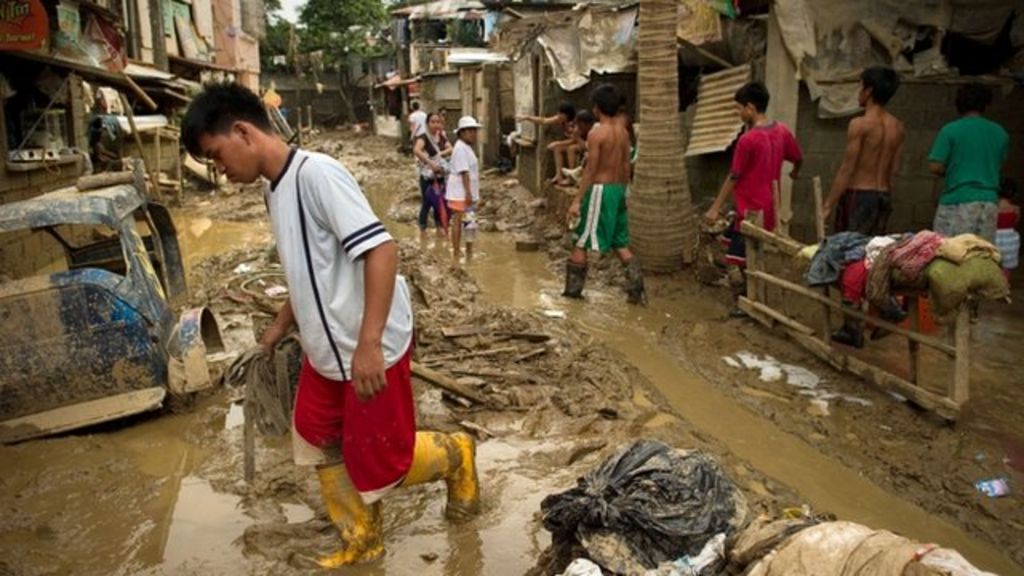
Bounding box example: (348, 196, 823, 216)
(293, 348, 416, 493)
(841, 260, 868, 304)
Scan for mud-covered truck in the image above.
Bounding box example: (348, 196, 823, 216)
(0, 172, 222, 443)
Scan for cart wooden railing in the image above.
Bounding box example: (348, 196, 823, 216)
(736, 180, 969, 421)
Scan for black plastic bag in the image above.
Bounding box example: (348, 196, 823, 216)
(542, 440, 747, 574)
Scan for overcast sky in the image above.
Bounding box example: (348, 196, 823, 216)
(278, 0, 305, 23)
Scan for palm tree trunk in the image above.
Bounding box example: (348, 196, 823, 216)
(632, 0, 697, 271)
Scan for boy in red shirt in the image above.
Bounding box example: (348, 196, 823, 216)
(704, 82, 802, 314)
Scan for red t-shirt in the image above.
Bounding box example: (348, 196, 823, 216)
(729, 122, 802, 231)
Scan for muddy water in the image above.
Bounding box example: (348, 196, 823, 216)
(162, 192, 1023, 574)
(457, 234, 1023, 575)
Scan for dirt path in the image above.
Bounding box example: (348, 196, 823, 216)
(0, 131, 1020, 575)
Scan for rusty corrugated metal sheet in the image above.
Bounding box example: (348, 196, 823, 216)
(684, 64, 751, 157)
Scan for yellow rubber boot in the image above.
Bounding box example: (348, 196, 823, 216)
(401, 431, 481, 520)
(315, 463, 384, 567)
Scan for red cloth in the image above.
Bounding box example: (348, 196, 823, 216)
(730, 122, 802, 232)
(997, 210, 1020, 230)
(293, 348, 416, 493)
(889, 231, 945, 284)
(841, 260, 868, 304)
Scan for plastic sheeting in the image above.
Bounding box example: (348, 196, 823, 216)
(536, 6, 637, 92)
(541, 440, 748, 575)
(773, 0, 1024, 117)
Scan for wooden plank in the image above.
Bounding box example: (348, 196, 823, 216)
(951, 306, 970, 405)
(777, 327, 959, 420)
(812, 176, 826, 240)
(907, 296, 920, 384)
(747, 270, 957, 356)
(76, 171, 134, 191)
(442, 325, 486, 338)
(739, 220, 804, 256)
(514, 347, 548, 362)
(411, 362, 490, 406)
(421, 345, 519, 364)
(738, 297, 815, 335)
(1, 387, 166, 444)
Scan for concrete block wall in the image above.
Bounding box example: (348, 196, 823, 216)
(790, 83, 1024, 244)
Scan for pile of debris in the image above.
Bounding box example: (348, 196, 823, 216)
(400, 240, 639, 420)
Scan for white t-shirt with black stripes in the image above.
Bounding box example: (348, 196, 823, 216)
(265, 148, 413, 381)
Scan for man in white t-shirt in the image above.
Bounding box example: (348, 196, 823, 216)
(407, 101, 427, 142)
(446, 116, 482, 262)
(183, 83, 479, 568)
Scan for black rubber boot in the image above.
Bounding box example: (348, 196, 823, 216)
(562, 262, 587, 299)
(831, 322, 865, 348)
(624, 259, 647, 305)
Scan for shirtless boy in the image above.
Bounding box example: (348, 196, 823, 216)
(823, 66, 905, 235)
(564, 84, 646, 304)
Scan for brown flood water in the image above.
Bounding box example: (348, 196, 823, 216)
(1, 181, 1020, 574)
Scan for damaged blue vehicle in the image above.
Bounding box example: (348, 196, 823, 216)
(0, 173, 222, 443)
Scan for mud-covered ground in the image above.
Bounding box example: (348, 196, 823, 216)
(1, 131, 1021, 575)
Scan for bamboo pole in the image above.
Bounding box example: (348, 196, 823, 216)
(812, 176, 832, 339)
(746, 270, 956, 356)
(951, 306, 970, 404)
(738, 220, 804, 256)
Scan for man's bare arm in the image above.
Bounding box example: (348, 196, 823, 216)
(260, 299, 295, 355)
(928, 162, 946, 177)
(462, 172, 474, 207)
(517, 114, 560, 126)
(351, 241, 398, 401)
(569, 129, 603, 222)
(824, 120, 864, 214)
(890, 136, 905, 184)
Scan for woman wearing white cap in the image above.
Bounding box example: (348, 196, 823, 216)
(447, 116, 483, 262)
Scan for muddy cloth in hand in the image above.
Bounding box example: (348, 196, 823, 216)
(926, 258, 1010, 324)
(743, 521, 996, 576)
(936, 234, 1002, 265)
(541, 440, 747, 575)
(889, 230, 944, 285)
(803, 232, 869, 286)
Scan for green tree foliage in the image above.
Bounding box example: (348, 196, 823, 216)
(259, 0, 292, 70)
(298, 0, 389, 62)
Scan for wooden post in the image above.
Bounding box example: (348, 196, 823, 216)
(119, 93, 158, 201)
(812, 176, 831, 339)
(812, 176, 827, 240)
(296, 107, 304, 147)
(907, 295, 920, 384)
(154, 127, 163, 201)
(951, 305, 970, 405)
(746, 211, 766, 304)
(306, 105, 313, 131)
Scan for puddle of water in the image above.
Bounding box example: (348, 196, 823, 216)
(172, 208, 272, 270)
(161, 476, 249, 573)
(461, 231, 1024, 576)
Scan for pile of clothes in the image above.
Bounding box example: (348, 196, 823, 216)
(802, 231, 1010, 346)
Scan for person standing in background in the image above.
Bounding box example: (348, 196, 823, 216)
(929, 83, 1009, 242)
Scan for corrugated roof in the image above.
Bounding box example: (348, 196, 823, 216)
(393, 0, 485, 20)
(684, 64, 751, 157)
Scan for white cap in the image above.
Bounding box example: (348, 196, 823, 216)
(456, 116, 483, 132)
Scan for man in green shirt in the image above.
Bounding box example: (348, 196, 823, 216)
(928, 83, 1009, 241)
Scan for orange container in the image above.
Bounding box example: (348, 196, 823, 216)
(899, 296, 938, 334)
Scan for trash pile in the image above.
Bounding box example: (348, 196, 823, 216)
(545, 442, 997, 576)
(543, 440, 748, 575)
(399, 241, 639, 418)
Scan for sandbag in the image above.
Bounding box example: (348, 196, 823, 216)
(744, 521, 996, 576)
(926, 258, 1010, 324)
(541, 440, 748, 575)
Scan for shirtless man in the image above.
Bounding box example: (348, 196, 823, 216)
(563, 84, 645, 304)
(822, 66, 905, 235)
